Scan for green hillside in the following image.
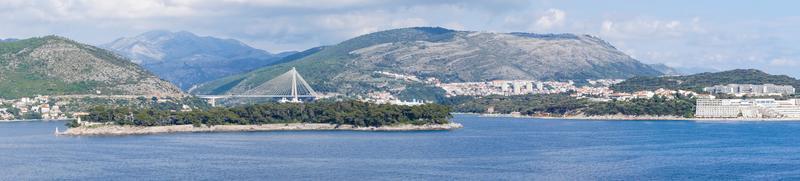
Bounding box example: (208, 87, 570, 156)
(611, 69, 800, 93)
(0, 36, 183, 99)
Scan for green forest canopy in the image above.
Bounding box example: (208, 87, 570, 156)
(444, 93, 696, 117)
(74, 100, 452, 128)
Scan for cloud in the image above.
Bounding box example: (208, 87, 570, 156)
(2, 0, 800, 78)
(0, 0, 533, 51)
(534, 8, 566, 30)
(769, 58, 800, 67)
(500, 8, 567, 32)
(0, 0, 199, 21)
(443, 22, 466, 30)
(599, 18, 689, 40)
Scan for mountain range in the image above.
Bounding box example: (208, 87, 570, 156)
(190, 27, 663, 97)
(102, 30, 295, 90)
(0, 36, 183, 98)
(1, 28, 732, 100)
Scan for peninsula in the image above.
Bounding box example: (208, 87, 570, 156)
(62, 100, 461, 136)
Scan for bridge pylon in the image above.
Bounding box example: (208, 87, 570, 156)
(196, 67, 317, 105)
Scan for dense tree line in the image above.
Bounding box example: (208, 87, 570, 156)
(59, 96, 211, 114)
(396, 83, 448, 103)
(70, 101, 452, 128)
(445, 94, 589, 115)
(582, 95, 696, 118)
(445, 93, 697, 117)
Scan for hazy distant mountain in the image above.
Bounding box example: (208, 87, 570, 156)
(0, 38, 18, 42)
(676, 67, 718, 75)
(102, 30, 296, 90)
(0, 36, 183, 98)
(647, 63, 682, 76)
(192, 27, 662, 98)
(647, 63, 720, 76)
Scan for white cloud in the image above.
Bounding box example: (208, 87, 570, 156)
(0, 0, 199, 21)
(664, 21, 680, 29)
(534, 8, 566, 30)
(2, 0, 800, 78)
(443, 22, 466, 30)
(770, 58, 800, 66)
(599, 18, 687, 39)
(601, 20, 614, 32)
(500, 8, 567, 32)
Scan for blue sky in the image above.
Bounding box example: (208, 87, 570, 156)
(1, 0, 799, 77)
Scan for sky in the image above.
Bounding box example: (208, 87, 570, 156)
(1, 0, 800, 77)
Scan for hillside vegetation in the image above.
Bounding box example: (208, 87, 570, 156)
(73, 100, 452, 127)
(611, 69, 800, 93)
(445, 93, 696, 117)
(0, 36, 183, 98)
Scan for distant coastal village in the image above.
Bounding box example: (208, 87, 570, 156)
(0, 95, 197, 121)
(0, 96, 69, 120)
(3, 76, 800, 121)
(362, 70, 800, 119)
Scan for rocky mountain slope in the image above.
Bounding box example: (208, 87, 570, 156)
(191, 27, 662, 97)
(102, 30, 295, 90)
(0, 36, 183, 98)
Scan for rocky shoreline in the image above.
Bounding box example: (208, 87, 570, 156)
(58, 122, 464, 136)
(0, 119, 70, 122)
(476, 113, 800, 122)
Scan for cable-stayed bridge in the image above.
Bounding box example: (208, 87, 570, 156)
(196, 67, 318, 106)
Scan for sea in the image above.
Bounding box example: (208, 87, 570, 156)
(2, 114, 800, 180)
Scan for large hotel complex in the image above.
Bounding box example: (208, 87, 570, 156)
(696, 98, 800, 118)
(703, 84, 795, 96)
(696, 84, 800, 118)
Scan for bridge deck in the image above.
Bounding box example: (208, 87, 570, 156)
(196, 95, 317, 99)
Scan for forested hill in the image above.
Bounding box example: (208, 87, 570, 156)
(611, 69, 800, 93)
(0, 36, 184, 98)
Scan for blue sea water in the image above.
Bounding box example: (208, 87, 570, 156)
(2, 114, 800, 180)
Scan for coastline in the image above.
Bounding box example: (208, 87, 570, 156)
(476, 113, 800, 122)
(0, 119, 71, 123)
(58, 122, 464, 136)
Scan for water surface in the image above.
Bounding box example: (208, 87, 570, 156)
(2, 115, 800, 180)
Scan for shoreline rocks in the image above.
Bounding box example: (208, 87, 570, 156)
(59, 122, 464, 136)
(474, 113, 800, 122)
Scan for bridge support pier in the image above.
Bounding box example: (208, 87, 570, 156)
(207, 98, 217, 107)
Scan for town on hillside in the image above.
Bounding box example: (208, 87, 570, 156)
(0, 95, 197, 121)
(361, 71, 800, 119)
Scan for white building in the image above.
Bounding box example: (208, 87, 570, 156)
(704, 84, 795, 96)
(696, 99, 756, 118)
(696, 98, 800, 118)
